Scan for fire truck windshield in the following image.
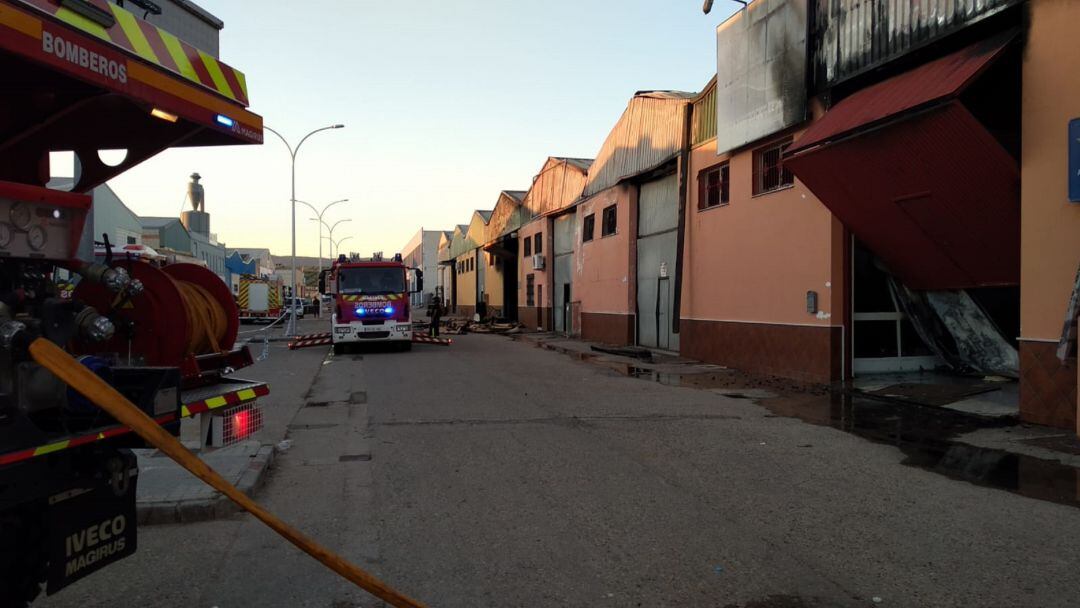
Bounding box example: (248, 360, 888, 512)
(338, 267, 406, 295)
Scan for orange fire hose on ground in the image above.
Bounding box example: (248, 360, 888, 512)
(28, 337, 427, 608)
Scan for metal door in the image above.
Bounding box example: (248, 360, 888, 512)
(636, 174, 680, 350)
(475, 249, 485, 308)
(553, 214, 575, 334)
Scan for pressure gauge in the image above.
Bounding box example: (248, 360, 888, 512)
(9, 203, 31, 230)
(0, 222, 12, 248)
(26, 225, 46, 251)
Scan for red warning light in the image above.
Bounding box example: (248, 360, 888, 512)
(232, 410, 252, 440)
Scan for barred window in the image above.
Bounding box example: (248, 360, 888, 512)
(753, 138, 794, 195)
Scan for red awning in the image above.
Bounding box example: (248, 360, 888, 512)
(790, 34, 1012, 154)
(786, 36, 1020, 291)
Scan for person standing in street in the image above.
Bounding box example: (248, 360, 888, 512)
(428, 297, 442, 337)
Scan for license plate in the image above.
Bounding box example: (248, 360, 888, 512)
(47, 476, 138, 594)
(334, 327, 351, 336)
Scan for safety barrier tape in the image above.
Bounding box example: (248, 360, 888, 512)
(288, 337, 332, 350)
(0, 383, 269, 467)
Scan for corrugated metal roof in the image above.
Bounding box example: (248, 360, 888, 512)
(522, 157, 592, 218)
(791, 34, 1011, 154)
(811, 0, 1022, 88)
(476, 210, 493, 222)
(555, 157, 594, 172)
(139, 216, 182, 228)
(583, 91, 695, 197)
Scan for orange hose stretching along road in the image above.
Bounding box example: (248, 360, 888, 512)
(29, 337, 427, 608)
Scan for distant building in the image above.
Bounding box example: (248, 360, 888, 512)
(400, 229, 446, 308)
(140, 216, 191, 252)
(48, 177, 142, 247)
(228, 248, 276, 277)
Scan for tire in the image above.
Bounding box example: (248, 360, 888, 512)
(0, 508, 48, 608)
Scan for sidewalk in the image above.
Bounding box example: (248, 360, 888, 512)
(135, 441, 274, 524)
(509, 332, 1080, 504)
(134, 325, 330, 524)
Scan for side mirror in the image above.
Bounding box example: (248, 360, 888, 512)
(318, 269, 329, 294)
(415, 269, 424, 294)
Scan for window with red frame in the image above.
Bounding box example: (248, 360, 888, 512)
(699, 162, 730, 209)
(753, 138, 794, 195)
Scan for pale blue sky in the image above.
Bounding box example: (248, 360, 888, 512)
(103, 1, 734, 257)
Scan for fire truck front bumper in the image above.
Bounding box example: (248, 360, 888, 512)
(331, 319, 412, 343)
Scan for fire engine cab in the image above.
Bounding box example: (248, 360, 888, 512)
(321, 254, 421, 353)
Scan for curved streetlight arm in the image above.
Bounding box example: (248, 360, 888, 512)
(263, 125, 294, 157)
(296, 198, 349, 219)
(295, 124, 344, 158)
(327, 218, 352, 234)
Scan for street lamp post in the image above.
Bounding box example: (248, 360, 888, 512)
(264, 124, 344, 336)
(296, 198, 348, 272)
(312, 217, 352, 262)
(326, 235, 353, 262)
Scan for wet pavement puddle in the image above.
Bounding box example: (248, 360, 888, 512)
(757, 392, 1080, 509)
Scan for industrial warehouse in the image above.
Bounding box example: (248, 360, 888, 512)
(426, 0, 1079, 436)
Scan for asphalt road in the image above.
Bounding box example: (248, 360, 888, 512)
(38, 331, 1080, 608)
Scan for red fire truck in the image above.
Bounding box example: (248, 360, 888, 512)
(321, 254, 422, 353)
(0, 1, 264, 605)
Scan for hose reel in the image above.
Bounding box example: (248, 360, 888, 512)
(73, 262, 239, 367)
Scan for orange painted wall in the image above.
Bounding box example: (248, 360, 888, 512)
(454, 253, 476, 308)
(1020, 0, 1080, 341)
(574, 184, 637, 315)
(682, 133, 845, 328)
(518, 216, 550, 309)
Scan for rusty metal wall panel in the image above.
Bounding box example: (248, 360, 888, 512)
(715, 0, 809, 155)
(584, 92, 694, 197)
(812, 0, 1021, 88)
(692, 80, 718, 146)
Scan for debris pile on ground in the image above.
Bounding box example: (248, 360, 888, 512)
(470, 321, 522, 335)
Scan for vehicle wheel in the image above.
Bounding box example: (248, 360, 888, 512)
(0, 508, 48, 608)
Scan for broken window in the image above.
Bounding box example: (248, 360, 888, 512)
(582, 213, 595, 242)
(699, 162, 730, 209)
(601, 204, 617, 236)
(753, 138, 794, 195)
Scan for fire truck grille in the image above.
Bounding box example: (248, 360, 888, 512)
(357, 331, 390, 340)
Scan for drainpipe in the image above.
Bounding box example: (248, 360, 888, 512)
(672, 100, 693, 335)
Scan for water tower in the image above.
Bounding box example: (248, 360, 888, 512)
(181, 172, 210, 236)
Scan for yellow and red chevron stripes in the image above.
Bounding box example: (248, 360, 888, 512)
(17, 0, 249, 105)
(0, 384, 269, 467)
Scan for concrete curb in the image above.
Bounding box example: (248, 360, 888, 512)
(136, 445, 276, 525)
